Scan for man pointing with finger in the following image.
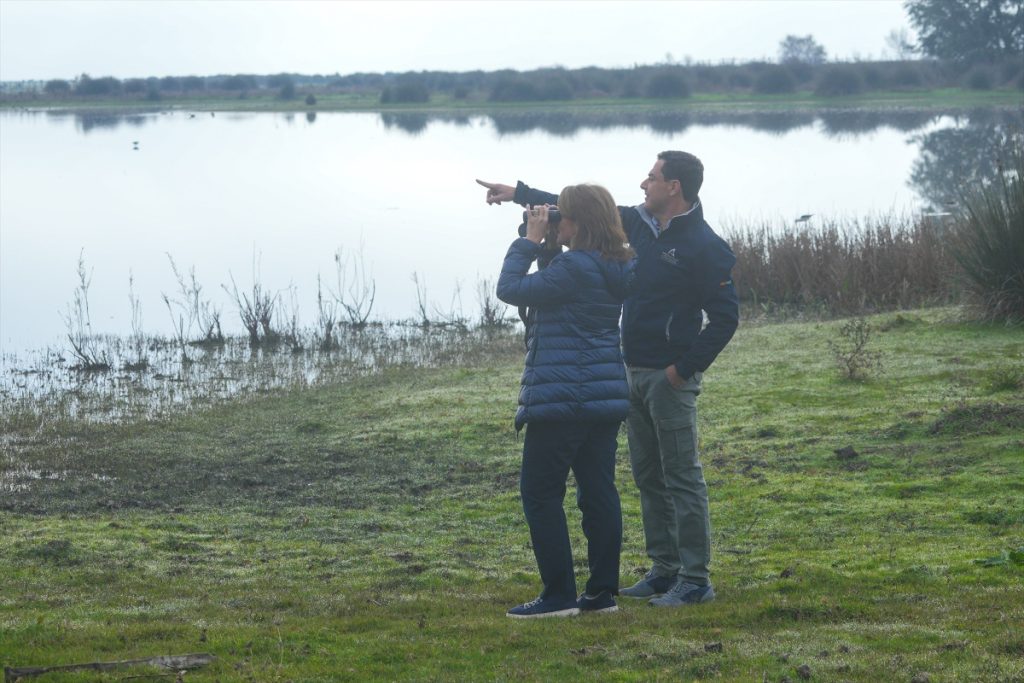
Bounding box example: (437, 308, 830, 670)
(478, 150, 738, 607)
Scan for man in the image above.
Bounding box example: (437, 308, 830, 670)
(477, 151, 738, 607)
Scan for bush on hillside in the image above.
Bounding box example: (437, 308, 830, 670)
(888, 64, 925, 89)
(381, 82, 430, 104)
(645, 70, 692, 99)
(489, 77, 541, 102)
(753, 67, 797, 95)
(966, 67, 994, 90)
(815, 66, 865, 96)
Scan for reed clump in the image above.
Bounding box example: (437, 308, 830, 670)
(727, 214, 958, 317)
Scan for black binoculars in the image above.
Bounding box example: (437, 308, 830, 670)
(522, 208, 562, 225)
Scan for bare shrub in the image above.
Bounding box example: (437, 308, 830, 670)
(827, 317, 882, 381)
(331, 243, 376, 328)
(161, 292, 191, 363)
(433, 279, 469, 330)
(315, 274, 339, 351)
(125, 271, 148, 371)
(164, 254, 224, 345)
(411, 271, 430, 327)
(278, 282, 303, 352)
(476, 276, 512, 328)
(63, 251, 110, 371)
(224, 252, 279, 347)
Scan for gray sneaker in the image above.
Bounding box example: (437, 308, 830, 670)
(648, 581, 715, 607)
(620, 569, 676, 598)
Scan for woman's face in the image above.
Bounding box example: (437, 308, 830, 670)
(556, 216, 578, 247)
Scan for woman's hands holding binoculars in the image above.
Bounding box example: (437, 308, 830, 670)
(525, 205, 560, 249)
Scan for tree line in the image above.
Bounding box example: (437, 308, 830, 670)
(15, 55, 1022, 106)
(9, 0, 1023, 103)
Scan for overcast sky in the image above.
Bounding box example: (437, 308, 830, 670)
(0, 0, 913, 82)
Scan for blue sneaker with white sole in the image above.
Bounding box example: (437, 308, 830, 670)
(577, 591, 618, 614)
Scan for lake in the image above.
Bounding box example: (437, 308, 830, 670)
(0, 106, 1020, 357)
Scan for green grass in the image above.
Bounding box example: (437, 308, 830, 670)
(2, 308, 1022, 681)
(2, 87, 1021, 114)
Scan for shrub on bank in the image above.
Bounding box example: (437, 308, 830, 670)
(887, 64, 926, 89)
(966, 67, 995, 91)
(645, 69, 692, 99)
(815, 66, 865, 97)
(753, 67, 797, 95)
(951, 146, 1024, 322)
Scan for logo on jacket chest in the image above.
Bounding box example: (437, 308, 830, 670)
(659, 248, 680, 266)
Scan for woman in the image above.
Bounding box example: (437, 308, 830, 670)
(497, 184, 634, 618)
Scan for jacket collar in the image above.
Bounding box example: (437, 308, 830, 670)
(664, 200, 703, 234)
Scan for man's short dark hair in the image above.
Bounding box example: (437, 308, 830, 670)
(658, 151, 703, 203)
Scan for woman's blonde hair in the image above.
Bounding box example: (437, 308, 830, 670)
(558, 184, 633, 262)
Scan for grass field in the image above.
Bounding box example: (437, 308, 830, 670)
(1, 308, 1022, 681)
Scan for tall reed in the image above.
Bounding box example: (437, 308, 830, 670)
(726, 214, 959, 316)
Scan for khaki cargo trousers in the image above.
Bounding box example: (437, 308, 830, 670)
(625, 367, 711, 586)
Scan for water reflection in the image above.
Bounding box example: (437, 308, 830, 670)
(910, 121, 1023, 209)
(746, 111, 816, 134)
(44, 110, 152, 134)
(25, 104, 1023, 141)
(4, 103, 1021, 358)
(380, 112, 430, 134)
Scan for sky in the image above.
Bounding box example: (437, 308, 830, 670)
(0, 0, 914, 82)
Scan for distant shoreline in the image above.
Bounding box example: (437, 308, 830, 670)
(2, 88, 1021, 114)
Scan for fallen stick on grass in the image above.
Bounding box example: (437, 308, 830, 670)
(4, 653, 215, 682)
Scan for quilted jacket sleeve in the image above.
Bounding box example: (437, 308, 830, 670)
(496, 238, 577, 308)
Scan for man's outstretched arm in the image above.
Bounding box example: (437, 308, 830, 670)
(475, 179, 516, 205)
(476, 179, 559, 208)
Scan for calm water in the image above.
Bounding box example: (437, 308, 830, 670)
(1, 106, 1020, 356)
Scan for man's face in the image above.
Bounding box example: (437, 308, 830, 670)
(641, 159, 676, 214)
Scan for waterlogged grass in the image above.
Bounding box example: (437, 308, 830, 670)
(0, 324, 523, 424)
(1, 308, 1022, 681)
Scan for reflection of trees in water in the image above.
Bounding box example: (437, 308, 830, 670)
(909, 118, 1023, 209)
(45, 111, 152, 134)
(647, 111, 691, 135)
(815, 109, 939, 136)
(489, 112, 582, 137)
(380, 112, 429, 135)
(746, 111, 816, 134)
(306, 111, 316, 124)
(431, 107, 1001, 138)
(820, 109, 904, 136)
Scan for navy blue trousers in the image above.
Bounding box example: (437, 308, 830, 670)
(520, 420, 622, 602)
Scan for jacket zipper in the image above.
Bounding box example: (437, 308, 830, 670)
(664, 312, 674, 342)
